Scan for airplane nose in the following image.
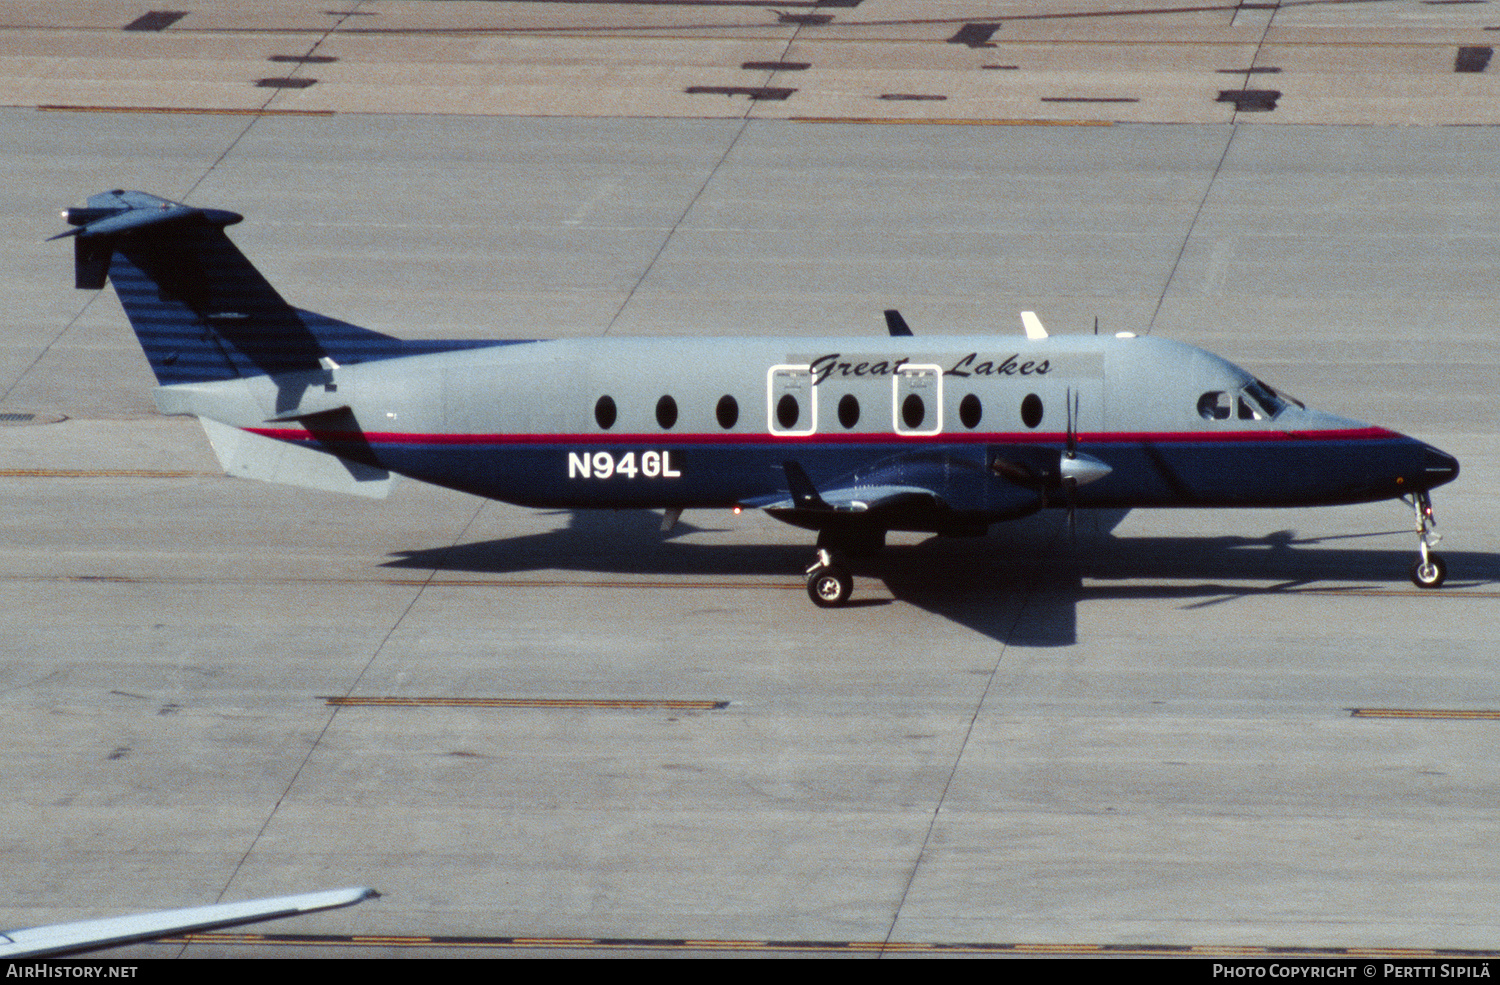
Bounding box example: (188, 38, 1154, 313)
(1419, 444, 1460, 490)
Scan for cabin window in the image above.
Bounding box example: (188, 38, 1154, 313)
(901, 393, 925, 430)
(716, 394, 739, 429)
(837, 394, 860, 429)
(1198, 391, 1231, 420)
(776, 393, 800, 430)
(595, 395, 617, 430)
(959, 393, 982, 429)
(656, 395, 678, 429)
(1020, 393, 1043, 429)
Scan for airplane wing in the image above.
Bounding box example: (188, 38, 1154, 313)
(742, 455, 1041, 538)
(743, 480, 942, 515)
(0, 886, 378, 958)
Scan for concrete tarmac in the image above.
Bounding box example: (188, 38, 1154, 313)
(1, 0, 1498, 961)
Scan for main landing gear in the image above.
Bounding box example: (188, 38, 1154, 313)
(1407, 491, 1447, 589)
(806, 548, 854, 608)
(804, 529, 885, 607)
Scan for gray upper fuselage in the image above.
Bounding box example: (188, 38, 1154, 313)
(152, 329, 1461, 519)
(160, 331, 1349, 442)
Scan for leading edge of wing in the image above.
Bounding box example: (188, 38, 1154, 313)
(0, 887, 379, 959)
(742, 483, 943, 514)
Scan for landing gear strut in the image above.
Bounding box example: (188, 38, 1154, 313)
(805, 548, 853, 607)
(1407, 491, 1447, 589)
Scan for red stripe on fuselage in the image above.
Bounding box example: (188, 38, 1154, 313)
(245, 426, 1401, 446)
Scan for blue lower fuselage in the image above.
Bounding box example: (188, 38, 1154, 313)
(253, 424, 1458, 528)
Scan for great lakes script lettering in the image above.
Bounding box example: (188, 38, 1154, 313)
(807, 352, 1050, 386)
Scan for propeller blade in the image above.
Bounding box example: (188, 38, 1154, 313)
(1063, 388, 1083, 537)
(1065, 387, 1078, 459)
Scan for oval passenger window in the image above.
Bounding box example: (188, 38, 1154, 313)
(902, 394, 925, 430)
(776, 394, 800, 430)
(656, 395, 678, 429)
(837, 394, 860, 429)
(1021, 393, 1043, 429)
(959, 393, 982, 429)
(716, 394, 739, 429)
(595, 395, 617, 430)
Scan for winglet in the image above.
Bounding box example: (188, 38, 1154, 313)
(1021, 311, 1048, 340)
(884, 309, 913, 337)
(781, 461, 831, 511)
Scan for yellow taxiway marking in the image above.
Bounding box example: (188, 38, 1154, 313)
(1351, 708, 1500, 721)
(0, 468, 213, 478)
(162, 933, 1500, 958)
(324, 696, 728, 711)
(792, 117, 1112, 126)
(38, 105, 335, 116)
(19, 573, 1498, 600)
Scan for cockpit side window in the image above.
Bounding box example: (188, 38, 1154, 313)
(1198, 391, 1232, 420)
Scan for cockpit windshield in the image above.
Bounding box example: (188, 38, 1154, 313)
(1257, 378, 1305, 411)
(1240, 379, 1285, 419)
(1197, 379, 1294, 422)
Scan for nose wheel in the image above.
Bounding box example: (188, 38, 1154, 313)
(806, 549, 853, 607)
(1407, 492, 1447, 589)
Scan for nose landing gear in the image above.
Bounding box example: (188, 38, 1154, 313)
(1407, 491, 1447, 589)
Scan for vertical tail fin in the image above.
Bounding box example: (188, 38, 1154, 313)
(56, 191, 331, 385)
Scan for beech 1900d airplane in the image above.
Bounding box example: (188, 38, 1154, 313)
(54, 191, 1460, 607)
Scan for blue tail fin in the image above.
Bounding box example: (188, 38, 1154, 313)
(56, 191, 503, 386)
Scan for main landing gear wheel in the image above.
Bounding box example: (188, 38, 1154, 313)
(1406, 491, 1448, 590)
(806, 549, 853, 608)
(1411, 554, 1447, 589)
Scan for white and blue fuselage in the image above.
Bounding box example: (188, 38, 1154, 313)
(59, 190, 1460, 603)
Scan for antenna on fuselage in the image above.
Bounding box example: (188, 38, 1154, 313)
(884, 309, 913, 337)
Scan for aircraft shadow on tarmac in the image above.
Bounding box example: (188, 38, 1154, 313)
(385, 509, 1500, 648)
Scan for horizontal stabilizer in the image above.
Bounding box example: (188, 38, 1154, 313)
(201, 418, 394, 499)
(51, 200, 240, 242)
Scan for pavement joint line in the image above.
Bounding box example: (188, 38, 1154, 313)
(0, 468, 215, 477)
(1350, 708, 1500, 720)
(322, 696, 729, 710)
